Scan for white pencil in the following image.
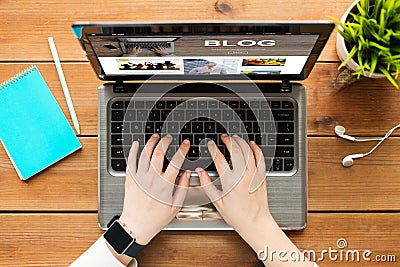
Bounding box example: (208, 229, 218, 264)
(48, 37, 81, 135)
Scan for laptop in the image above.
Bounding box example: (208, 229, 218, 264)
(72, 21, 334, 230)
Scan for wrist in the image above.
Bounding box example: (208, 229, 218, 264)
(105, 241, 133, 266)
(119, 215, 152, 246)
(235, 213, 281, 252)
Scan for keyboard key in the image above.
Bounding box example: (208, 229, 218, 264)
(166, 122, 179, 133)
(222, 110, 233, 120)
(125, 110, 135, 121)
(194, 134, 206, 145)
(204, 122, 216, 133)
(210, 110, 221, 120)
(161, 110, 171, 121)
(166, 101, 176, 109)
(173, 110, 184, 121)
(258, 110, 270, 121)
(284, 159, 295, 171)
(268, 134, 277, 145)
(208, 101, 218, 108)
(122, 134, 133, 145)
(264, 122, 276, 133)
(111, 159, 126, 171)
(192, 122, 203, 133)
(240, 101, 249, 108)
(155, 122, 164, 134)
(156, 101, 165, 109)
(246, 110, 257, 121)
(198, 110, 209, 118)
(111, 122, 124, 133)
(229, 101, 239, 109)
(111, 101, 124, 109)
(272, 110, 294, 121)
(275, 147, 294, 157)
(181, 123, 191, 133)
(228, 122, 240, 133)
(149, 110, 160, 121)
(188, 146, 199, 158)
(112, 147, 125, 158)
(132, 134, 145, 145)
(261, 146, 274, 157)
(137, 110, 147, 121)
(186, 110, 197, 120)
(282, 101, 294, 108)
(111, 110, 124, 121)
(187, 101, 197, 108)
(277, 135, 294, 145)
(236, 110, 246, 121)
(198, 101, 207, 109)
(277, 122, 294, 133)
(271, 101, 280, 109)
(131, 122, 142, 133)
(273, 159, 283, 171)
(111, 135, 123, 146)
(249, 101, 260, 108)
(135, 101, 144, 109)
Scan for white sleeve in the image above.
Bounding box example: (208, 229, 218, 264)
(313, 263, 319, 267)
(69, 236, 138, 267)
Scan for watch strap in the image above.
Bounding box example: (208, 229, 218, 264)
(124, 241, 146, 258)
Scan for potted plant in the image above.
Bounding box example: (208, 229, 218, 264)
(330, 0, 400, 88)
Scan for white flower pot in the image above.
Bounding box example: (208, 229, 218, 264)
(336, 0, 387, 78)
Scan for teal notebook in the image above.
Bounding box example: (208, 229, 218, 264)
(0, 66, 82, 180)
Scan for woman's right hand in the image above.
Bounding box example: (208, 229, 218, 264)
(196, 134, 276, 236)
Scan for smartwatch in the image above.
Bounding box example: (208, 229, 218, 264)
(103, 219, 146, 258)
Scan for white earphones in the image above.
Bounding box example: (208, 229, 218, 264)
(335, 124, 400, 167)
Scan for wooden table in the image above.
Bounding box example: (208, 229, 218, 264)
(1, 1, 399, 266)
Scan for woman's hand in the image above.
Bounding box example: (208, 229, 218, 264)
(119, 134, 191, 246)
(196, 134, 274, 235)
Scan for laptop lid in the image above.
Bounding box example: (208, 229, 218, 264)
(72, 21, 334, 81)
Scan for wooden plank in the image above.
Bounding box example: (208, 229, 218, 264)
(1, 137, 399, 211)
(1, 63, 399, 137)
(0, 213, 398, 266)
(0, 138, 98, 211)
(0, 0, 358, 62)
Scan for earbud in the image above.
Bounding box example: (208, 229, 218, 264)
(342, 153, 364, 167)
(334, 125, 356, 141)
(337, 124, 400, 167)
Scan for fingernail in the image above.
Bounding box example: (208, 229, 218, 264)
(165, 134, 172, 139)
(250, 140, 256, 145)
(233, 134, 239, 138)
(152, 133, 159, 138)
(221, 134, 228, 137)
(183, 139, 190, 144)
(195, 167, 204, 174)
(208, 140, 215, 146)
(186, 170, 191, 178)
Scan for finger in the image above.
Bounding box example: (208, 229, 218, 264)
(138, 134, 160, 172)
(207, 140, 231, 177)
(220, 134, 244, 169)
(172, 170, 191, 208)
(197, 167, 222, 205)
(149, 135, 172, 174)
(232, 135, 255, 170)
(126, 141, 139, 176)
(164, 139, 190, 182)
(248, 141, 267, 193)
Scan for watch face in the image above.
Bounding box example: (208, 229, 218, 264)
(104, 221, 134, 254)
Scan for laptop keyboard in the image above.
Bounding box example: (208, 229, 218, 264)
(109, 97, 296, 174)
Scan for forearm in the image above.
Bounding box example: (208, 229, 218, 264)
(237, 214, 313, 267)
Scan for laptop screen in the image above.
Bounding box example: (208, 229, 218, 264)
(72, 22, 334, 81)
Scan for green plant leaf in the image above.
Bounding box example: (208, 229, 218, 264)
(378, 65, 400, 88)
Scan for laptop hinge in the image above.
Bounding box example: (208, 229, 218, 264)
(281, 79, 292, 93)
(114, 80, 124, 93)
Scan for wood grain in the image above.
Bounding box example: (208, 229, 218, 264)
(0, 0, 359, 62)
(0, 213, 398, 267)
(1, 63, 399, 137)
(1, 137, 399, 211)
